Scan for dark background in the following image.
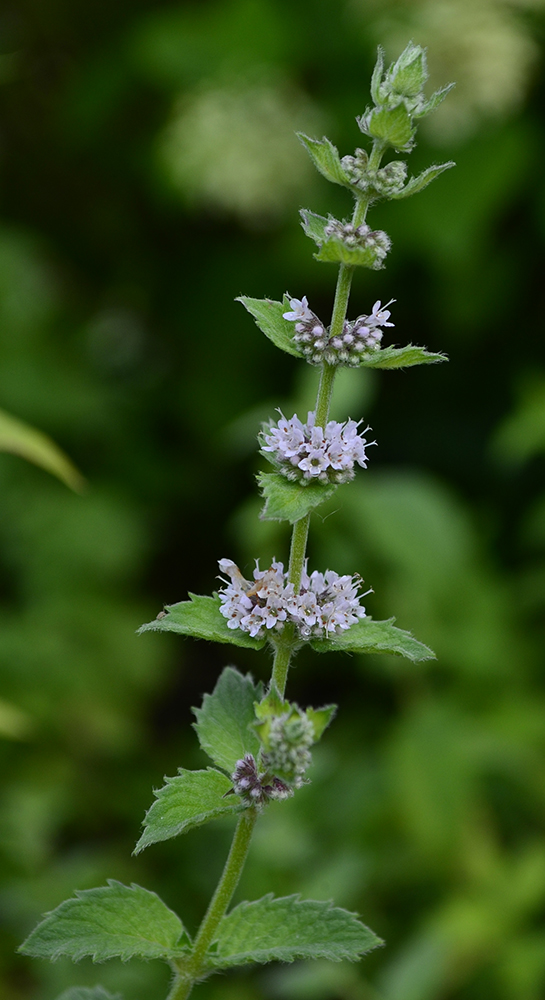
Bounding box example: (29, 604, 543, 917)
(2, 1, 545, 998)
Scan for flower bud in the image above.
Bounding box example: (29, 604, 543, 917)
(388, 42, 428, 98)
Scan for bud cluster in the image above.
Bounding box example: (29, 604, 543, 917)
(218, 559, 368, 640)
(261, 410, 374, 484)
(283, 296, 394, 367)
(230, 753, 292, 806)
(341, 149, 408, 198)
(261, 709, 314, 789)
(322, 218, 391, 267)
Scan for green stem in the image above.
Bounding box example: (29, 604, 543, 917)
(169, 809, 258, 999)
(167, 141, 389, 1000)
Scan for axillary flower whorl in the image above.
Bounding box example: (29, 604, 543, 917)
(261, 410, 375, 485)
(217, 558, 368, 640)
(283, 295, 394, 366)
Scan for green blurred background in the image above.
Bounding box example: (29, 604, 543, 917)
(2, 0, 545, 998)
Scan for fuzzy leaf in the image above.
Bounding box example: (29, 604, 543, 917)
(370, 46, 385, 105)
(236, 296, 303, 358)
(258, 472, 337, 523)
(306, 705, 337, 741)
(414, 83, 455, 119)
(390, 162, 455, 200)
(357, 345, 448, 369)
(361, 104, 415, 151)
(299, 209, 329, 245)
(134, 768, 241, 854)
(314, 239, 383, 269)
(138, 594, 266, 650)
(193, 667, 262, 773)
(310, 618, 435, 662)
(296, 134, 352, 188)
(206, 894, 382, 968)
(0, 407, 85, 492)
(55, 989, 122, 1000)
(19, 882, 186, 962)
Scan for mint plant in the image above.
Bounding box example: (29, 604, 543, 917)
(19, 43, 454, 1000)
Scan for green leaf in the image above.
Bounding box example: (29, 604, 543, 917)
(310, 617, 435, 662)
(357, 345, 448, 369)
(236, 296, 303, 358)
(134, 768, 241, 854)
(138, 594, 266, 650)
(296, 134, 352, 188)
(0, 407, 85, 492)
(362, 105, 415, 151)
(193, 667, 262, 773)
(414, 82, 455, 119)
(370, 46, 385, 105)
(257, 472, 337, 523)
(55, 989, 122, 1000)
(299, 209, 329, 246)
(206, 895, 383, 968)
(19, 882, 186, 962)
(306, 705, 337, 741)
(390, 162, 455, 200)
(314, 238, 384, 269)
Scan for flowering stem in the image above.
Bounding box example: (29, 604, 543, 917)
(169, 808, 258, 999)
(273, 144, 386, 697)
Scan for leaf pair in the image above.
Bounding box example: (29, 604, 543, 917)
(237, 294, 447, 370)
(139, 594, 435, 663)
(21, 884, 382, 971)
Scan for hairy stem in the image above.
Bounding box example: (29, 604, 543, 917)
(169, 808, 258, 999)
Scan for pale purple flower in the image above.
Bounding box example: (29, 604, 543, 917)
(283, 293, 395, 367)
(282, 296, 314, 323)
(261, 411, 375, 486)
(218, 559, 369, 641)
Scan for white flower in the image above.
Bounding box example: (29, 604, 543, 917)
(368, 299, 395, 328)
(282, 295, 313, 323)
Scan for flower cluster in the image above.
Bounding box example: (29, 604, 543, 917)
(218, 558, 368, 640)
(261, 410, 374, 484)
(229, 753, 292, 806)
(341, 149, 408, 197)
(262, 710, 314, 789)
(283, 296, 394, 366)
(322, 218, 391, 267)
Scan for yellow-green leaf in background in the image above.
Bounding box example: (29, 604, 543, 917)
(0, 406, 85, 492)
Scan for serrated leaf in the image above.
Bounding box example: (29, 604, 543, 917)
(55, 989, 122, 1000)
(236, 296, 303, 358)
(193, 667, 262, 773)
(390, 162, 455, 200)
(138, 594, 266, 650)
(135, 768, 241, 854)
(0, 407, 85, 492)
(19, 882, 186, 962)
(314, 239, 383, 269)
(357, 345, 448, 369)
(414, 82, 455, 119)
(296, 134, 352, 188)
(258, 472, 337, 523)
(306, 705, 337, 741)
(206, 894, 382, 968)
(310, 618, 434, 662)
(299, 209, 329, 246)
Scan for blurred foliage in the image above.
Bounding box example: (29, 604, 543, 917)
(1, 1, 545, 999)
